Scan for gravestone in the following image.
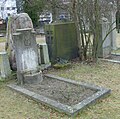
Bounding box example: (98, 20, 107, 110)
(13, 28, 42, 84)
(109, 5, 117, 50)
(6, 13, 34, 70)
(98, 18, 112, 58)
(37, 43, 51, 69)
(116, 10, 120, 33)
(45, 22, 78, 63)
(0, 52, 11, 79)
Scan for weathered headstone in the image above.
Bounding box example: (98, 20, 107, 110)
(6, 13, 34, 70)
(116, 10, 120, 33)
(98, 18, 112, 58)
(109, 5, 117, 50)
(45, 22, 78, 63)
(0, 52, 11, 79)
(13, 28, 42, 84)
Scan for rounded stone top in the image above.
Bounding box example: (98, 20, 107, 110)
(16, 28, 32, 32)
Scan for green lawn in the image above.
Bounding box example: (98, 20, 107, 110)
(0, 61, 120, 119)
(0, 37, 6, 43)
(0, 38, 5, 51)
(112, 48, 120, 54)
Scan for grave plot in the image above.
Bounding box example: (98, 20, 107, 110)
(102, 53, 120, 64)
(8, 74, 110, 115)
(7, 13, 111, 116)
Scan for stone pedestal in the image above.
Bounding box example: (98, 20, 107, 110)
(24, 71, 43, 84)
(38, 43, 51, 63)
(13, 28, 42, 84)
(0, 52, 11, 79)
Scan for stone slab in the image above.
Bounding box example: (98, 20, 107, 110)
(38, 43, 50, 64)
(8, 75, 111, 116)
(100, 53, 120, 64)
(0, 34, 4, 37)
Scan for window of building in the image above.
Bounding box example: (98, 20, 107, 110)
(7, 7, 10, 10)
(1, 7, 4, 10)
(12, 7, 16, 10)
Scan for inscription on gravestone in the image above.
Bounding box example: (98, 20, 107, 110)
(24, 38, 31, 46)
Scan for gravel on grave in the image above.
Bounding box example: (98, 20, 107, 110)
(22, 77, 97, 106)
(106, 54, 120, 61)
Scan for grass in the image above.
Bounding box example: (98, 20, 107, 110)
(0, 37, 6, 43)
(112, 48, 120, 54)
(0, 37, 6, 51)
(0, 61, 120, 119)
(36, 35, 46, 44)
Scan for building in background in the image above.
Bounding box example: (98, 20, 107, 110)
(16, 0, 23, 13)
(39, 12, 53, 34)
(0, 0, 17, 20)
(39, 12, 52, 24)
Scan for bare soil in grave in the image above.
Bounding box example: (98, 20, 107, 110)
(22, 77, 97, 106)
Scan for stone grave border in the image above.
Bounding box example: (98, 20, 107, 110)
(100, 53, 120, 64)
(8, 74, 111, 116)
